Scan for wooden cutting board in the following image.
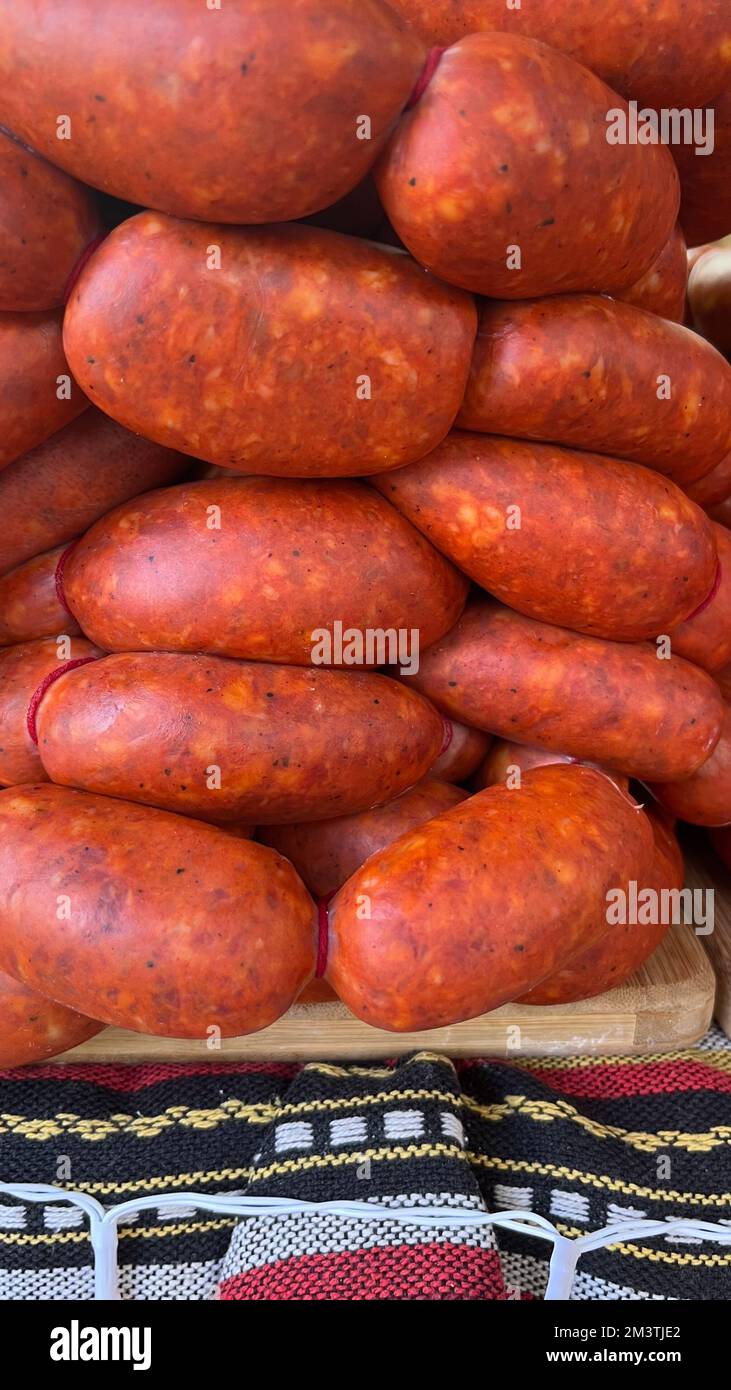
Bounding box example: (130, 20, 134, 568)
(60, 921, 715, 1062)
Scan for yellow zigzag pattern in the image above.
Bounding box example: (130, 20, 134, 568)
(2, 1087, 728, 1156)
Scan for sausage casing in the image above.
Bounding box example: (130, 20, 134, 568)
(0, 546, 80, 644)
(62, 477, 468, 663)
(375, 35, 679, 298)
(0, 310, 87, 470)
(63, 215, 477, 477)
(458, 296, 731, 484)
(326, 765, 654, 1030)
(405, 598, 724, 782)
(0, 785, 316, 1038)
(36, 652, 446, 824)
(260, 777, 466, 896)
(0, 408, 189, 577)
(376, 432, 718, 639)
(0, 0, 423, 223)
(0, 637, 101, 787)
(518, 809, 683, 1004)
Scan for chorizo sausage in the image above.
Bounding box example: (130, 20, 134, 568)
(260, 777, 466, 896)
(0, 546, 81, 645)
(404, 598, 724, 782)
(0, 0, 423, 224)
(428, 719, 490, 784)
(62, 476, 468, 663)
(282, 776, 470, 1003)
(647, 702, 731, 827)
(0, 310, 87, 470)
(0, 637, 101, 787)
(0, 408, 189, 577)
(326, 764, 654, 1031)
(0, 969, 103, 1067)
(615, 224, 688, 323)
(687, 246, 731, 357)
(35, 652, 446, 824)
(687, 450, 731, 509)
(665, 522, 731, 672)
(386, 1, 731, 109)
(676, 90, 731, 248)
(63, 215, 476, 477)
(473, 741, 629, 795)
(375, 432, 717, 638)
(458, 296, 731, 484)
(375, 34, 679, 299)
(0, 784, 316, 1038)
(0, 126, 101, 311)
(518, 808, 682, 1005)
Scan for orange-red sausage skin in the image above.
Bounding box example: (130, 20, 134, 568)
(63, 477, 468, 663)
(0, 970, 103, 1066)
(405, 599, 724, 782)
(687, 452, 731, 510)
(0, 785, 317, 1038)
(0, 637, 101, 787)
(648, 703, 731, 827)
(0, 0, 424, 224)
(375, 432, 717, 639)
(0, 311, 88, 470)
(0, 408, 189, 577)
(63, 215, 477, 477)
(0, 546, 80, 644)
(617, 224, 687, 323)
(326, 765, 654, 1031)
(666, 523, 731, 673)
(0, 127, 101, 311)
(375, 35, 679, 299)
(458, 296, 731, 484)
(518, 809, 683, 1004)
(36, 653, 446, 824)
(474, 741, 629, 796)
(385, 1, 731, 108)
(260, 777, 467, 896)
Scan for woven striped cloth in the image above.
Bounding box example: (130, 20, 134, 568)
(0, 1028, 729, 1300)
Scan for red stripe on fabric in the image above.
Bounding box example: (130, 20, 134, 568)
(458, 1057, 731, 1099)
(219, 1241, 508, 1301)
(0, 1061, 301, 1090)
(524, 1060, 731, 1099)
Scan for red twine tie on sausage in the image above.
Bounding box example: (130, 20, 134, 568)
(54, 542, 79, 620)
(439, 717, 453, 756)
(62, 232, 107, 303)
(683, 557, 722, 622)
(315, 892, 335, 978)
(27, 658, 99, 747)
(405, 46, 445, 109)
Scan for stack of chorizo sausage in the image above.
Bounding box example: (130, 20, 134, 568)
(1, 0, 731, 1063)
